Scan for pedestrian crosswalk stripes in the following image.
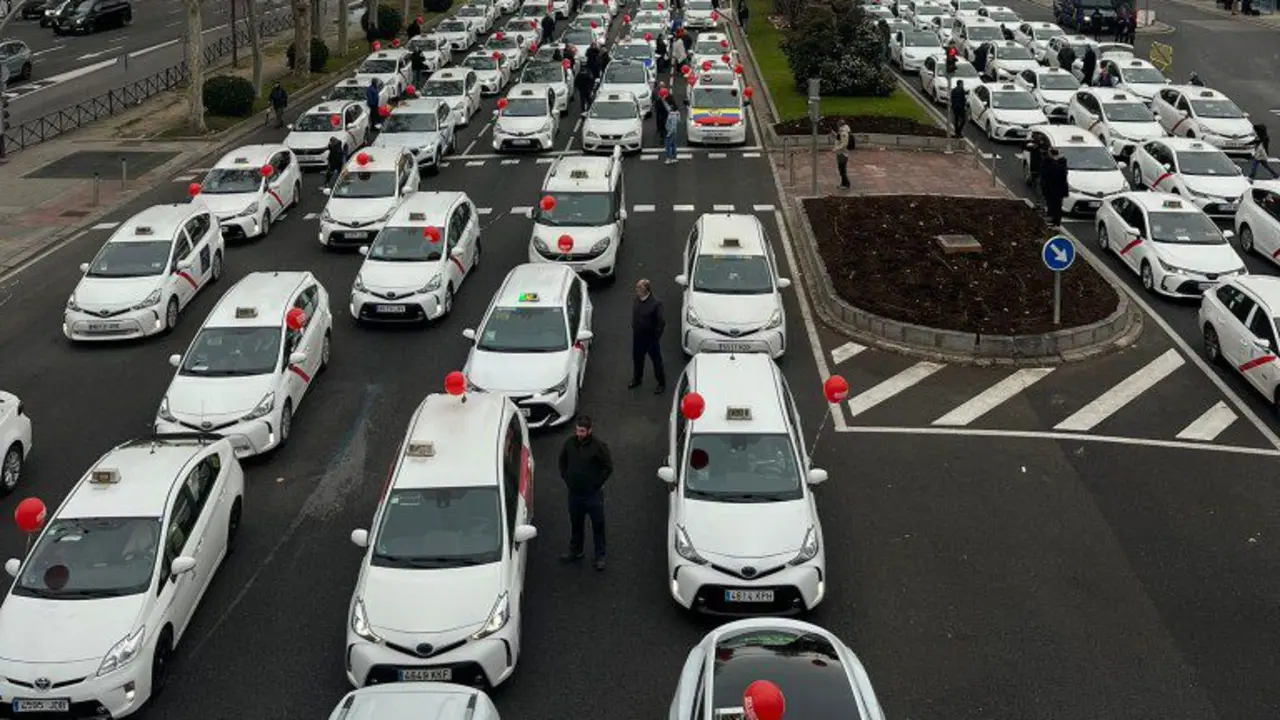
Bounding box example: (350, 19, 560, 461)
(932, 368, 1055, 427)
(1054, 350, 1185, 431)
(1176, 401, 1239, 441)
(846, 362, 945, 418)
(829, 342, 867, 366)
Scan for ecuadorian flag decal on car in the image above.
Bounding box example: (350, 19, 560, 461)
(692, 108, 741, 126)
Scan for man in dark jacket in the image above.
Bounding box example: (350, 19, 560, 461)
(585, 41, 602, 77)
(324, 137, 345, 190)
(1080, 46, 1097, 86)
(558, 416, 613, 570)
(653, 85, 670, 140)
(737, 0, 749, 34)
(365, 79, 381, 122)
(268, 81, 288, 127)
(1089, 8, 1103, 40)
(1057, 44, 1076, 75)
(1041, 149, 1069, 226)
(410, 48, 427, 88)
(406, 16, 421, 39)
(950, 80, 967, 138)
(655, 35, 668, 73)
(541, 12, 556, 44)
(630, 278, 666, 393)
(575, 66, 596, 110)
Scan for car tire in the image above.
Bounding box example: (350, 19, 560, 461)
(226, 499, 242, 554)
(151, 629, 174, 697)
(260, 211, 271, 239)
(1203, 324, 1223, 366)
(1240, 225, 1255, 254)
(984, 117, 994, 141)
(211, 251, 223, 281)
(1098, 224, 1111, 251)
(290, 181, 301, 208)
(1, 443, 23, 496)
(320, 331, 331, 371)
(279, 401, 293, 446)
(1140, 260, 1155, 293)
(442, 285, 454, 318)
(19, 63, 32, 82)
(164, 297, 180, 332)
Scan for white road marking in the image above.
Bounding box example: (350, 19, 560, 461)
(477, 207, 493, 215)
(633, 204, 656, 212)
(77, 45, 122, 61)
(500, 159, 519, 165)
(31, 45, 66, 58)
(91, 222, 120, 230)
(439, 162, 451, 168)
(510, 206, 532, 214)
(829, 342, 867, 366)
(743, 152, 762, 158)
(641, 154, 659, 160)
(462, 138, 480, 154)
(673, 204, 696, 212)
(677, 153, 692, 159)
(536, 157, 555, 163)
(304, 213, 319, 220)
(466, 160, 485, 166)
(203, 23, 229, 34)
(933, 368, 1055, 427)
(164, 20, 182, 28)
(833, 425, 1280, 458)
(1176, 401, 1239, 441)
(846, 363, 946, 419)
(130, 39, 180, 58)
(37, 58, 117, 86)
(712, 204, 734, 212)
(1055, 349, 1185, 432)
(708, 152, 727, 158)
(172, 174, 197, 182)
(752, 204, 776, 212)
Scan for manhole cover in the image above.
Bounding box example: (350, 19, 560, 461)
(25, 150, 179, 180)
(61, 209, 90, 217)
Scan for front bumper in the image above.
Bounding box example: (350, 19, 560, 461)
(493, 130, 554, 151)
(291, 148, 331, 168)
(687, 122, 747, 145)
(1202, 136, 1257, 157)
(346, 630, 516, 689)
(684, 14, 718, 28)
(216, 212, 264, 240)
(987, 122, 1033, 142)
(0, 656, 149, 720)
(682, 325, 785, 358)
(64, 306, 164, 341)
(320, 220, 387, 247)
(669, 560, 824, 615)
(480, 78, 503, 95)
(529, 242, 618, 279)
(479, 388, 575, 428)
(582, 132, 642, 153)
(1106, 136, 1142, 158)
(1063, 191, 1106, 215)
(1153, 267, 1242, 299)
(156, 415, 277, 457)
(350, 287, 449, 322)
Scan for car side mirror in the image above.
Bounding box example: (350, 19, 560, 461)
(493, 110, 500, 118)
(79, 262, 90, 273)
(463, 328, 477, 340)
(525, 207, 536, 219)
(1116, 161, 1126, 170)
(1222, 229, 1235, 240)
(450, 246, 465, 258)
(1254, 335, 1272, 350)
(4, 559, 21, 578)
(175, 257, 194, 271)
(168, 353, 182, 368)
(351, 529, 370, 547)
(358, 245, 370, 256)
(674, 274, 688, 286)
(286, 123, 294, 130)
(619, 209, 628, 220)
(513, 524, 538, 544)
(170, 556, 196, 576)
(289, 351, 307, 365)
(778, 278, 792, 289)
(576, 330, 594, 342)
(320, 187, 331, 196)
(657, 466, 676, 484)
(807, 468, 829, 486)
(1162, 163, 1172, 171)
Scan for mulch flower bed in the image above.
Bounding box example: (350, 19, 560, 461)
(775, 115, 948, 137)
(805, 196, 1119, 335)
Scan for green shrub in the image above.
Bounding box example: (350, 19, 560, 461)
(780, 0, 895, 97)
(423, 0, 453, 11)
(203, 75, 256, 117)
(286, 37, 330, 73)
(361, 4, 404, 41)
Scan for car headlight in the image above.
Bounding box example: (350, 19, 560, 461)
(321, 209, 335, 223)
(1186, 187, 1210, 199)
(1157, 258, 1191, 274)
(533, 236, 550, 253)
(624, 128, 641, 138)
(157, 396, 176, 422)
(471, 592, 510, 639)
(788, 526, 820, 566)
(241, 392, 275, 421)
(540, 120, 554, 134)
(589, 237, 611, 254)
(237, 202, 260, 218)
(353, 274, 366, 292)
(350, 598, 383, 643)
(674, 526, 706, 564)
(133, 289, 162, 310)
(585, 130, 601, 139)
(686, 306, 704, 328)
(542, 376, 569, 396)
(97, 627, 144, 677)
(66, 294, 80, 311)
(420, 274, 443, 293)
(766, 308, 782, 329)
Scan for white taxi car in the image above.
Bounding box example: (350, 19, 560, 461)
(967, 82, 1048, 142)
(462, 264, 593, 428)
(920, 53, 978, 104)
(456, 3, 496, 35)
(355, 49, 413, 100)
(1094, 56, 1169, 105)
(953, 17, 1004, 60)
(0, 433, 245, 719)
(421, 68, 483, 127)
(1043, 33, 1094, 71)
(569, 15, 608, 45)
(346, 391, 536, 688)
(597, 60, 653, 116)
(1129, 138, 1250, 217)
(691, 32, 734, 70)
(581, 0, 616, 18)
(981, 40, 1038, 81)
(156, 272, 332, 456)
(1012, 66, 1079, 123)
(493, 85, 559, 151)
(676, 214, 790, 357)
(328, 685, 502, 720)
(435, 17, 478, 51)
(670, 619, 885, 719)
(1234, 182, 1280, 266)
(519, 59, 572, 115)
(684, 0, 720, 28)
(0, 391, 32, 494)
(526, 152, 626, 279)
(66, 204, 224, 341)
(320, 148, 419, 248)
(581, 92, 643, 153)
(1010, 21, 1064, 62)
(1200, 277, 1280, 410)
(284, 101, 371, 168)
(407, 34, 451, 73)
(372, 99, 457, 175)
(1021, 126, 1126, 214)
(687, 83, 750, 146)
(462, 50, 512, 95)
(196, 145, 301, 240)
(1096, 192, 1245, 298)
(950, 0, 984, 13)
(976, 4, 1018, 24)
(1068, 88, 1166, 158)
(327, 77, 394, 106)
(909, 1, 949, 29)
(658, 353, 826, 614)
(1152, 86, 1258, 156)
(352, 192, 482, 323)
(484, 32, 531, 71)
(889, 29, 943, 73)
(612, 37, 656, 72)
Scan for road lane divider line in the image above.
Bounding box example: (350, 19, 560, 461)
(633, 204, 656, 212)
(712, 204, 734, 211)
(1176, 401, 1239, 441)
(90, 222, 119, 230)
(536, 157, 555, 163)
(641, 154, 659, 160)
(846, 362, 946, 419)
(500, 159, 519, 165)
(172, 174, 198, 182)
(510, 206, 532, 214)
(31, 45, 66, 57)
(465, 160, 485, 166)
(743, 152, 762, 158)
(129, 38, 180, 59)
(303, 212, 319, 220)
(709, 152, 727, 158)
(753, 204, 776, 212)
(674, 204, 695, 211)
(830, 342, 867, 366)
(1054, 349, 1184, 431)
(477, 207, 493, 215)
(933, 368, 1056, 427)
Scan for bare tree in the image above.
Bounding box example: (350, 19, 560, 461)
(182, 0, 206, 132)
(401, 0, 410, 26)
(0, 2, 23, 37)
(293, 0, 312, 79)
(337, 0, 349, 56)
(246, 0, 264, 93)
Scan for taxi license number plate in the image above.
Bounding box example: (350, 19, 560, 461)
(13, 698, 71, 713)
(718, 343, 754, 352)
(375, 305, 407, 313)
(345, 232, 370, 239)
(87, 322, 122, 331)
(510, 139, 533, 146)
(399, 668, 452, 682)
(724, 589, 774, 603)
(1198, 282, 1217, 291)
(1222, 202, 1237, 211)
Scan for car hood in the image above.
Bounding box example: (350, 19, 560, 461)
(901, 47, 941, 60)
(1121, 81, 1166, 100)
(1182, 173, 1251, 199)
(167, 374, 276, 418)
(325, 196, 398, 223)
(1108, 121, 1165, 140)
(497, 115, 549, 133)
(197, 192, 259, 217)
(991, 107, 1049, 125)
(679, 498, 810, 559)
(600, 81, 650, 100)
(0, 593, 146, 663)
(286, 130, 344, 149)
(465, 350, 569, 394)
(993, 58, 1040, 73)
(374, 131, 443, 151)
(1036, 88, 1075, 105)
(1154, 242, 1244, 273)
(522, 81, 566, 95)
(532, 223, 615, 252)
(361, 563, 502, 634)
(688, 291, 779, 328)
(359, 258, 443, 292)
(1067, 169, 1127, 195)
(583, 117, 641, 135)
(1197, 117, 1256, 139)
(74, 275, 162, 308)
(438, 29, 469, 39)
(355, 71, 398, 86)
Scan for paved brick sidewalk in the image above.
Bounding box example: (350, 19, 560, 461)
(772, 147, 1013, 200)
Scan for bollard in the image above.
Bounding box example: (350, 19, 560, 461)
(991, 154, 997, 186)
(788, 140, 795, 186)
(121, 157, 128, 189)
(93, 173, 100, 206)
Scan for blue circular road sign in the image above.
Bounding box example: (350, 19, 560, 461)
(1042, 235, 1076, 272)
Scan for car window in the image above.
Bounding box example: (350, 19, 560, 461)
(183, 453, 221, 517)
(173, 233, 193, 262)
(1256, 190, 1280, 222)
(345, 105, 360, 123)
(12, 516, 162, 600)
(184, 213, 211, 244)
(161, 487, 198, 589)
(566, 281, 583, 334)
(501, 416, 522, 538)
(1220, 286, 1256, 324)
(1248, 307, 1278, 347)
(372, 487, 504, 566)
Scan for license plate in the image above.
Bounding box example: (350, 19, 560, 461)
(717, 343, 754, 352)
(724, 589, 774, 603)
(345, 232, 370, 239)
(375, 305, 407, 313)
(13, 699, 71, 713)
(87, 322, 122, 331)
(1085, 201, 1100, 209)
(399, 667, 451, 681)
(1222, 202, 1237, 211)
(510, 139, 533, 146)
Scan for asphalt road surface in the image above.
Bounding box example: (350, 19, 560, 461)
(2, 3, 1280, 720)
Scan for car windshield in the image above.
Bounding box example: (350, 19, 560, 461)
(464, 55, 499, 70)
(181, 326, 282, 376)
(487, 37, 518, 49)
(329, 85, 365, 101)
(477, 306, 568, 352)
(693, 254, 774, 294)
(1148, 211, 1226, 245)
(1102, 102, 1154, 122)
(459, 6, 483, 14)
(692, 87, 741, 108)
(903, 31, 940, 47)
(1035, 25, 1064, 38)
(382, 112, 438, 132)
(1060, 145, 1116, 171)
(439, 20, 468, 31)
(988, 10, 1018, 21)
(409, 37, 440, 51)
(956, 0, 981, 8)
(990, 91, 1038, 110)
(604, 64, 647, 83)
(87, 240, 170, 278)
(695, 40, 722, 55)
(201, 168, 262, 194)
(615, 44, 652, 60)
(590, 100, 638, 119)
(684, 433, 802, 502)
(361, 59, 397, 74)
(916, 6, 945, 15)
(369, 226, 446, 261)
(372, 488, 503, 568)
(1177, 151, 1241, 176)
(503, 97, 548, 117)
(1191, 98, 1245, 119)
(333, 170, 397, 198)
(11, 518, 162, 599)
(538, 191, 614, 226)
(997, 45, 1033, 60)
(1039, 72, 1079, 89)
(423, 79, 464, 97)
(948, 63, 979, 78)
(584, 3, 610, 11)
(523, 63, 564, 82)
(295, 113, 338, 131)
(1121, 67, 1166, 84)
(519, 5, 543, 15)
(967, 26, 1004, 41)
(562, 30, 593, 45)
(688, 0, 713, 8)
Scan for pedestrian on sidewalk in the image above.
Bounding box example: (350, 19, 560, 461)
(1041, 149, 1069, 227)
(653, 85, 670, 141)
(663, 101, 680, 163)
(1249, 124, 1278, 179)
(1114, 7, 1128, 41)
(833, 118, 852, 190)
(268, 81, 288, 128)
(558, 416, 613, 572)
(737, 0, 750, 34)
(629, 279, 667, 392)
(950, 80, 967, 138)
(1025, 134, 1049, 191)
(1123, 9, 1137, 42)
(323, 137, 345, 191)
(575, 66, 596, 110)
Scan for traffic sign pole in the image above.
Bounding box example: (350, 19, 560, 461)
(1054, 273, 1062, 325)
(1041, 235, 1077, 326)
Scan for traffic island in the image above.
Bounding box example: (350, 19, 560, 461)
(796, 195, 1141, 364)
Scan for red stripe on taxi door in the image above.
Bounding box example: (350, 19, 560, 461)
(176, 271, 199, 289)
(518, 446, 533, 511)
(1151, 172, 1173, 189)
(450, 256, 466, 274)
(1238, 355, 1277, 373)
(266, 189, 285, 209)
(1119, 237, 1143, 255)
(288, 365, 312, 383)
(1170, 116, 1190, 135)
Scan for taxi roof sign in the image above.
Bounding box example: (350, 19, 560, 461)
(725, 406, 752, 421)
(1000, 84, 1016, 90)
(518, 292, 540, 302)
(721, 238, 741, 248)
(90, 468, 122, 485)
(135, 226, 154, 235)
(569, 169, 590, 179)
(1198, 90, 1215, 97)
(1188, 142, 1205, 149)
(408, 212, 427, 221)
(233, 157, 250, 164)
(1112, 92, 1128, 100)
(406, 441, 436, 457)
(1162, 199, 1184, 209)
(235, 307, 259, 319)
(1068, 134, 1086, 142)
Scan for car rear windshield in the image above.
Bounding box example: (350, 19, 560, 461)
(692, 86, 742, 108)
(201, 168, 262, 194)
(88, 240, 171, 278)
(990, 90, 1038, 110)
(382, 112, 438, 132)
(12, 517, 162, 599)
(997, 45, 1033, 60)
(966, 25, 1004, 41)
(372, 488, 503, 568)
(614, 44, 652, 61)
(439, 20, 468, 31)
(503, 97, 548, 117)
(487, 36, 518, 49)
(329, 86, 365, 102)
(1121, 66, 1166, 84)
(712, 628, 859, 716)
(1190, 98, 1245, 119)
(604, 63, 647, 83)
(409, 36, 440, 51)
(684, 433, 802, 502)
(561, 30, 593, 45)
(423, 79, 464, 97)
(590, 100, 638, 119)
(464, 55, 499, 70)
(902, 31, 940, 47)
(1060, 145, 1116, 171)
(987, 10, 1019, 21)
(693, 254, 773, 294)
(1039, 72, 1079, 89)
(333, 170, 397, 198)
(1101, 102, 1155, 122)
(1148, 211, 1226, 245)
(1177, 151, 1240, 176)
(478, 306, 568, 352)
(523, 62, 564, 82)
(361, 59, 397, 74)
(370, 226, 445, 261)
(181, 326, 282, 376)
(295, 113, 339, 131)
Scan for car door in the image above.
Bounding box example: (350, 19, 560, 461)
(968, 85, 990, 126)
(345, 104, 368, 145)
(1241, 304, 1280, 396)
(1171, 94, 1195, 136)
(158, 485, 201, 638)
(565, 280, 587, 387)
(266, 151, 295, 211)
(1214, 284, 1256, 368)
(178, 452, 225, 612)
(445, 202, 468, 284)
(1248, 189, 1280, 259)
(1114, 199, 1148, 271)
(438, 105, 455, 152)
(1153, 88, 1180, 130)
(1133, 141, 1163, 187)
(682, 223, 699, 311)
(170, 231, 199, 307)
(1148, 143, 1178, 190)
(286, 285, 324, 399)
(499, 414, 530, 604)
(1078, 93, 1103, 135)
(467, 72, 481, 110)
(183, 214, 214, 288)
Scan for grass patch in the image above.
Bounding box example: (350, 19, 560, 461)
(744, 0, 930, 124)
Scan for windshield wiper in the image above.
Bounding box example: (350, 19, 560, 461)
(714, 492, 787, 503)
(16, 587, 123, 599)
(406, 556, 487, 567)
(684, 488, 719, 500)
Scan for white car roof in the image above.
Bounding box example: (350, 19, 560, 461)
(212, 144, 286, 170)
(60, 437, 217, 519)
(204, 271, 313, 328)
(343, 147, 406, 171)
(493, 264, 576, 308)
(304, 100, 362, 116)
(597, 90, 640, 103)
(683, 353, 789, 435)
(1032, 66, 1074, 77)
(1026, 21, 1060, 29)
(543, 154, 620, 193)
(1152, 137, 1228, 154)
(428, 68, 473, 81)
(333, 684, 496, 720)
(982, 81, 1028, 93)
(507, 83, 552, 102)
(111, 204, 199, 243)
(363, 49, 409, 62)
(1165, 85, 1230, 101)
(1034, 124, 1107, 148)
(695, 213, 767, 256)
(1233, 276, 1280, 310)
(388, 191, 469, 226)
(392, 393, 511, 491)
(1081, 87, 1142, 103)
(1112, 57, 1158, 70)
(1124, 191, 1200, 213)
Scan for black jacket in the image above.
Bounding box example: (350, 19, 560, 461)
(411, 51, 425, 72)
(542, 14, 555, 35)
(269, 85, 288, 109)
(406, 21, 420, 38)
(1080, 49, 1097, 79)
(632, 294, 665, 340)
(575, 69, 595, 94)
(950, 85, 967, 115)
(1041, 157, 1069, 199)
(585, 45, 601, 72)
(326, 139, 344, 169)
(559, 436, 613, 495)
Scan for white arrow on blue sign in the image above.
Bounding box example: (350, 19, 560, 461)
(1042, 235, 1076, 272)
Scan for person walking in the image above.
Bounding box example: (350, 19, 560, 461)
(268, 81, 288, 128)
(1114, 7, 1128, 41)
(586, 41, 602, 78)
(410, 47, 427, 89)
(950, 80, 967, 138)
(1041, 149, 1069, 227)
(599, 46, 612, 75)
(1025, 134, 1049, 192)
(406, 15, 422, 39)
(672, 34, 688, 73)
(542, 12, 556, 45)
(1249, 124, 1278, 179)
(737, 0, 749, 34)
(653, 86, 670, 142)
(365, 78, 381, 125)
(1125, 11, 1138, 42)
(1057, 42, 1076, 74)
(1080, 45, 1097, 86)
(575, 66, 596, 110)
(323, 137, 345, 191)
(558, 416, 613, 571)
(663, 101, 680, 163)
(833, 118, 852, 190)
(629, 279, 667, 392)
(655, 34, 669, 73)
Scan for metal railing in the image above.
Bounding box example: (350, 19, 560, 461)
(3, 11, 295, 153)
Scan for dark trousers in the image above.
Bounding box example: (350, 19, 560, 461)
(951, 111, 965, 138)
(324, 164, 342, 187)
(578, 87, 593, 110)
(836, 153, 850, 188)
(1046, 194, 1064, 225)
(1249, 158, 1278, 179)
(567, 490, 605, 558)
(271, 104, 286, 127)
(631, 336, 666, 385)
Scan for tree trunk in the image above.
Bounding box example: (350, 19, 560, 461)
(311, 0, 321, 38)
(183, 0, 206, 133)
(337, 0, 349, 55)
(293, 0, 312, 79)
(366, 0, 377, 34)
(247, 0, 263, 93)
(401, 0, 409, 25)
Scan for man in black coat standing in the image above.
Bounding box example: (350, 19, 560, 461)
(558, 416, 613, 571)
(653, 85, 670, 141)
(629, 279, 666, 394)
(1041, 149, 1069, 227)
(541, 12, 556, 45)
(1080, 45, 1097, 86)
(950, 80, 967, 138)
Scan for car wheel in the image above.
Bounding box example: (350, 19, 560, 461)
(211, 251, 223, 281)
(442, 285, 455, 318)
(279, 401, 293, 446)
(164, 297, 180, 332)
(19, 63, 32, 82)
(1131, 165, 1143, 189)
(1, 444, 23, 495)
(1098, 224, 1111, 251)
(290, 181, 301, 208)
(320, 331, 331, 371)
(1203, 324, 1222, 366)
(1140, 260, 1155, 293)
(226, 499, 242, 554)
(151, 629, 173, 696)
(1240, 225, 1255, 254)
(260, 210, 271, 239)
(473, 240, 481, 269)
